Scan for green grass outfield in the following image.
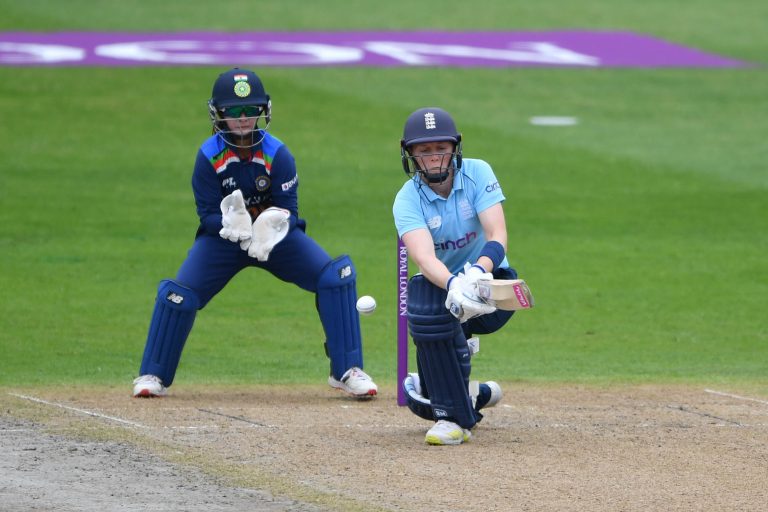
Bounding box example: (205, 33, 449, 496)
(1, 1, 766, 391)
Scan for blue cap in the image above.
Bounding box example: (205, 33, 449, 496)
(210, 68, 269, 109)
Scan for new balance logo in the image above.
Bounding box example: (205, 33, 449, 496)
(427, 215, 442, 229)
(424, 112, 436, 129)
(339, 265, 352, 279)
(166, 292, 184, 304)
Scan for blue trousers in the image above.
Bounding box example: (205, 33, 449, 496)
(138, 227, 356, 386)
(176, 229, 331, 308)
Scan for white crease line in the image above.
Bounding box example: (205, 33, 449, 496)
(705, 389, 768, 406)
(8, 393, 148, 429)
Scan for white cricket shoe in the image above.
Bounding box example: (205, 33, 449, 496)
(132, 375, 167, 398)
(425, 420, 472, 446)
(328, 367, 378, 398)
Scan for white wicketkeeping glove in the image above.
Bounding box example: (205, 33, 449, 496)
(445, 273, 496, 323)
(247, 207, 290, 261)
(219, 190, 252, 246)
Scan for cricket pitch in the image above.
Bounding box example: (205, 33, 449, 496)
(2, 384, 767, 511)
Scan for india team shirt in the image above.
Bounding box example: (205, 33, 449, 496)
(393, 158, 509, 274)
(192, 131, 299, 237)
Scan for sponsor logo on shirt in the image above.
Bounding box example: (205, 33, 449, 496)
(485, 181, 500, 193)
(427, 215, 442, 228)
(434, 231, 477, 251)
(281, 174, 298, 191)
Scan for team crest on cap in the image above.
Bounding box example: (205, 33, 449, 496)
(234, 81, 251, 98)
(424, 112, 436, 129)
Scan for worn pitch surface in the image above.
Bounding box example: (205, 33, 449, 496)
(2, 385, 766, 511)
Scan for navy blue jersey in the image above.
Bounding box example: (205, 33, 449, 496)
(192, 132, 299, 237)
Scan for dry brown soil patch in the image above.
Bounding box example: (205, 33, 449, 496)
(3, 384, 767, 511)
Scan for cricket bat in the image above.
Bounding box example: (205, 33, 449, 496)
(475, 279, 535, 311)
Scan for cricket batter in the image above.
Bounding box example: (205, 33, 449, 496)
(132, 68, 377, 399)
(393, 107, 519, 444)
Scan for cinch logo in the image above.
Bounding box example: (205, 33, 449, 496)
(166, 292, 184, 304)
(339, 265, 352, 279)
(434, 231, 477, 251)
(485, 181, 500, 192)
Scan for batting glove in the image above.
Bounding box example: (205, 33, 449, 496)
(462, 262, 493, 285)
(445, 273, 496, 323)
(219, 190, 252, 245)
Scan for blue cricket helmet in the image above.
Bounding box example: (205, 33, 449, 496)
(209, 67, 270, 108)
(400, 107, 463, 180)
(401, 107, 461, 147)
(207, 68, 272, 148)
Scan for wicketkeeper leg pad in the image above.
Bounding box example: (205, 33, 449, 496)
(139, 279, 200, 387)
(407, 275, 478, 429)
(317, 255, 363, 380)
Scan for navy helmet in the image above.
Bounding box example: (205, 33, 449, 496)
(400, 107, 463, 182)
(207, 68, 272, 148)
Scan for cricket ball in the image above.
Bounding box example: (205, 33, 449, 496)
(356, 295, 377, 315)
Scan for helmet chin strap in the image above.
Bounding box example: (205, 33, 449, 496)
(424, 169, 451, 184)
(215, 126, 268, 149)
(419, 157, 456, 184)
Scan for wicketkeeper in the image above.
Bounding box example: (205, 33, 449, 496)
(393, 107, 524, 445)
(132, 68, 377, 399)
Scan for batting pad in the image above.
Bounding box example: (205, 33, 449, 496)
(403, 373, 435, 421)
(317, 255, 363, 380)
(407, 275, 478, 430)
(404, 373, 493, 422)
(139, 279, 199, 387)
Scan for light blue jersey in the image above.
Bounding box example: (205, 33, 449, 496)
(393, 158, 509, 274)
